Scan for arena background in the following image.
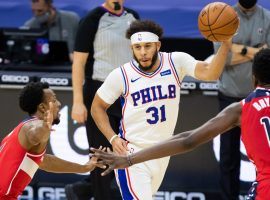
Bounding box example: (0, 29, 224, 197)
(1, 0, 270, 199)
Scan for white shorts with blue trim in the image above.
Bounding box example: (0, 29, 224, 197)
(115, 143, 170, 200)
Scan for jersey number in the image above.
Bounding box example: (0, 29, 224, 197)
(146, 105, 166, 124)
(260, 117, 270, 147)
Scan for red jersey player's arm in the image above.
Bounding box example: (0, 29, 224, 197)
(91, 102, 242, 175)
(21, 102, 54, 147)
(129, 102, 242, 164)
(21, 120, 51, 146)
(39, 154, 103, 173)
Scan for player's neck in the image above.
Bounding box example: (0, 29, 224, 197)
(31, 113, 43, 121)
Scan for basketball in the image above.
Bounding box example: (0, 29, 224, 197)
(198, 2, 239, 42)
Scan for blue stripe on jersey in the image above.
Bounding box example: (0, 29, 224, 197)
(120, 96, 125, 107)
(168, 53, 181, 85)
(120, 66, 128, 96)
(117, 169, 134, 200)
(119, 96, 125, 138)
(245, 88, 270, 103)
(119, 120, 124, 138)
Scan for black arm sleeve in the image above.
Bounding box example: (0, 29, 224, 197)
(74, 7, 105, 53)
(125, 7, 140, 20)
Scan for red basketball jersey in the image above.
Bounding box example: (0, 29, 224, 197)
(241, 87, 270, 198)
(0, 118, 45, 199)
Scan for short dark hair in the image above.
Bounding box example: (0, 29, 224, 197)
(31, 0, 53, 4)
(126, 20, 163, 39)
(19, 82, 50, 115)
(252, 48, 270, 85)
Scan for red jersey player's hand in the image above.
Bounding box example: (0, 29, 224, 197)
(44, 102, 54, 130)
(112, 137, 129, 155)
(83, 147, 106, 172)
(90, 147, 129, 176)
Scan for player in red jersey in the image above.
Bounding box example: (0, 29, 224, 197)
(92, 48, 270, 200)
(0, 82, 103, 200)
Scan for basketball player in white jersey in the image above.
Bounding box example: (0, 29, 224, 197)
(91, 20, 232, 200)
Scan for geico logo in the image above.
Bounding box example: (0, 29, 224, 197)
(19, 186, 33, 200)
(155, 191, 205, 200)
(181, 82, 196, 90)
(41, 78, 69, 86)
(199, 82, 218, 90)
(1, 75, 29, 83)
(38, 187, 66, 200)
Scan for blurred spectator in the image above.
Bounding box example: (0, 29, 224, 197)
(23, 0, 80, 61)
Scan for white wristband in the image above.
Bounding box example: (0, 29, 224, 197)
(109, 135, 118, 144)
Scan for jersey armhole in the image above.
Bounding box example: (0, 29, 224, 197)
(120, 66, 129, 97)
(168, 53, 181, 86)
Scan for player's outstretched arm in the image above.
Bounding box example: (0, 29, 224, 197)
(92, 102, 241, 176)
(39, 154, 105, 173)
(195, 38, 232, 81)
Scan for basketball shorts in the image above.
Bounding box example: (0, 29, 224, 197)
(114, 143, 170, 200)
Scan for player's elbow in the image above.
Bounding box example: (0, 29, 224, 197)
(181, 135, 199, 152)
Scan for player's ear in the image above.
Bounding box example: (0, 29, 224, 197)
(38, 103, 47, 113)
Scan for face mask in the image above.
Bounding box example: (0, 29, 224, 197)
(35, 12, 50, 24)
(239, 0, 257, 9)
(113, 2, 121, 11)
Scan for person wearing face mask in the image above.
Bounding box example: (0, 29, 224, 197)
(212, 0, 270, 199)
(23, 0, 80, 61)
(66, 1, 139, 199)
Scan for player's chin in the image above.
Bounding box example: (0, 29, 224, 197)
(140, 63, 151, 69)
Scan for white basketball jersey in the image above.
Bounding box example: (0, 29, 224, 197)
(120, 52, 181, 148)
(97, 52, 197, 148)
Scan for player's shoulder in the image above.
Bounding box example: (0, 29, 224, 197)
(170, 51, 194, 60)
(107, 67, 124, 79)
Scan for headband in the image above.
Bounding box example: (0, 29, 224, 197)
(130, 32, 159, 44)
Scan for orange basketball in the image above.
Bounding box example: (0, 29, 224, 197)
(198, 2, 239, 42)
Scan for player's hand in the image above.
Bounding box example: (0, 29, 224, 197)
(71, 103, 87, 123)
(91, 147, 130, 176)
(112, 137, 129, 155)
(83, 146, 106, 172)
(43, 102, 54, 130)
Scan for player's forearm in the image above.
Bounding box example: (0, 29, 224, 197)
(130, 133, 194, 165)
(40, 154, 91, 173)
(169, 131, 191, 141)
(204, 41, 231, 80)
